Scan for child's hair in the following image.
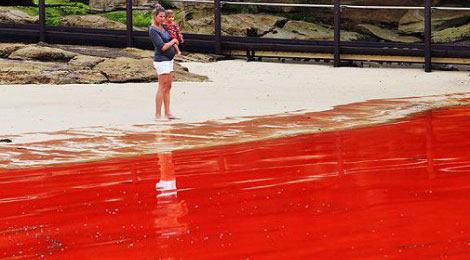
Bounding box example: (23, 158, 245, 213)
(153, 4, 166, 17)
(166, 9, 175, 17)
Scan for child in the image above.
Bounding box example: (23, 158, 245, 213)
(165, 9, 184, 55)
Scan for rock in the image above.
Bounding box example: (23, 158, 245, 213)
(185, 13, 286, 37)
(9, 45, 77, 62)
(62, 70, 108, 84)
(342, 9, 407, 25)
(59, 15, 127, 30)
(183, 16, 214, 35)
(283, 20, 363, 41)
(179, 2, 214, 21)
(174, 63, 209, 82)
(224, 13, 286, 37)
(94, 57, 208, 83)
(121, 47, 153, 59)
(0, 43, 25, 58)
(1, 70, 107, 84)
(68, 55, 105, 69)
(174, 53, 221, 63)
(399, 10, 470, 34)
(0, 58, 107, 84)
(94, 57, 157, 83)
(432, 23, 470, 43)
(0, 7, 38, 24)
(0, 43, 210, 84)
(358, 24, 421, 43)
(263, 28, 306, 40)
(0, 58, 60, 74)
(54, 44, 139, 59)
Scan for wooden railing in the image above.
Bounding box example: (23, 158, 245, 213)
(1, 0, 469, 72)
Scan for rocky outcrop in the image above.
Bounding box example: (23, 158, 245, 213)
(9, 46, 77, 62)
(282, 20, 363, 41)
(0, 59, 108, 84)
(0, 43, 26, 58)
(358, 24, 421, 43)
(184, 13, 286, 37)
(59, 15, 127, 30)
(0, 7, 38, 24)
(0, 43, 210, 85)
(224, 14, 284, 37)
(68, 55, 106, 69)
(399, 10, 470, 34)
(185, 14, 364, 41)
(121, 47, 153, 59)
(432, 23, 470, 43)
(94, 57, 157, 82)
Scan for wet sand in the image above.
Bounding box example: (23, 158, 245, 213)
(1, 106, 470, 258)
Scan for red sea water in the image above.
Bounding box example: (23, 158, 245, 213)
(1, 106, 470, 259)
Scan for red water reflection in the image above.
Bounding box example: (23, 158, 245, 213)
(1, 106, 470, 259)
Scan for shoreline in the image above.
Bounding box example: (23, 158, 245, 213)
(1, 92, 470, 169)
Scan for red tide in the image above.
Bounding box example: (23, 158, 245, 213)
(1, 106, 470, 259)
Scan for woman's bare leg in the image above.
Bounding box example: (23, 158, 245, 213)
(163, 73, 178, 119)
(155, 74, 171, 120)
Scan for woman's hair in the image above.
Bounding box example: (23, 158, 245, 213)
(166, 9, 175, 16)
(152, 4, 166, 17)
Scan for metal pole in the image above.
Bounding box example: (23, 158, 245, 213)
(214, 0, 222, 54)
(424, 0, 432, 72)
(333, 0, 341, 67)
(126, 0, 134, 47)
(39, 0, 46, 42)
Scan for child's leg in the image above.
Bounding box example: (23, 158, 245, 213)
(174, 44, 181, 55)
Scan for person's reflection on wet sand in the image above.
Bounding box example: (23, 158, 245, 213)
(153, 152, 188, 237)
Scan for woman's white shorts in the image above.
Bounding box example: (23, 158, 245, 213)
(153, 60, 174, 75)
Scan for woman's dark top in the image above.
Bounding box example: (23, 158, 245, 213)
(149, 25, 176, 62)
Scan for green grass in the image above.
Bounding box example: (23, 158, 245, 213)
(4, 2, 187, 28)
(222, 5, 258, 14)
(103, 9, 186, 28)
(103, 10, 153, 28)
(5, 0, 89, 25)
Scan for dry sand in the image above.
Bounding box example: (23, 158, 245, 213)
(1, 60, 469, 135)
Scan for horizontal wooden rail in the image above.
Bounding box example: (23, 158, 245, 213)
(0, 0, 469, 72)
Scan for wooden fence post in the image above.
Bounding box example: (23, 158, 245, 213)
(214, 0, 222, 54)
(39, 0, 46, 42)
(333, 0, 341, 67)
(424, 0, 432, 72)
(126, 0, 134, 47)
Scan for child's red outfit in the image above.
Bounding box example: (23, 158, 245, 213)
(165, 22, 184, 43)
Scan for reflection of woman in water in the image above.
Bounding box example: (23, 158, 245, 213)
(156, 153, 177, 193)
(153, 151, 188, 237)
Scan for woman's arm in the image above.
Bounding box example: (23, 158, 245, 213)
(161, 39, 179, 52)
(150, 28, 178, 52)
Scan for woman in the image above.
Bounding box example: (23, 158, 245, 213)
(149, 5, 180, 120)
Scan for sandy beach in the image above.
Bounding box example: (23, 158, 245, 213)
(1, 60, 469, 135)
